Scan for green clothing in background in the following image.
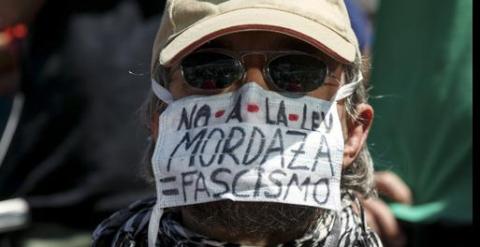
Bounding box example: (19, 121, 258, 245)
(369, 0, 472, 225)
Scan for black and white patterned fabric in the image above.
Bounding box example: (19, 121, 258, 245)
(92, 192, 382, 247)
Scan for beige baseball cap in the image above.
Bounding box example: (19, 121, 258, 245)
(151, 0, 359, 70)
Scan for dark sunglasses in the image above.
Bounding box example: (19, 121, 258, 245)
(175, 49, 333, 93)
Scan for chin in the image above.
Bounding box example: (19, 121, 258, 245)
(180, 200, 327, 242)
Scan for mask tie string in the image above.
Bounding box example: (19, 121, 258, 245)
(149, 79, 170, 247)
(333, 72, 363, 102)
(151, 79, 174, 104)
(148, 199, 164, 247)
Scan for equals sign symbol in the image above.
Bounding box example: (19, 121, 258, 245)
(160, 176, 179, 195)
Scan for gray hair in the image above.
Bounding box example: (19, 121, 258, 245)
(140, 54, 375, 199)
(342, 55, 376, 198)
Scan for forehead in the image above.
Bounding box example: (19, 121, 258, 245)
(199, 31, 339, 64)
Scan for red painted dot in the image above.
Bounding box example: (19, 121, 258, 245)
(215, 110, 225, 118)
(289, 114, 299, 121)
(247, 103, 260, 113)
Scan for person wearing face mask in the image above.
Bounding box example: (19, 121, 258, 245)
(92, 0, 383, 246)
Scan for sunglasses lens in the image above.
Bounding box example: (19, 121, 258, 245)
(181, 52, 243, 90)
(268, 54, 328, 92)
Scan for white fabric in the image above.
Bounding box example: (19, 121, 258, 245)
(152, 82, 343, 209)
(334, 72, 363, 102)
(147, 82, 356, 246)
(148, 203, 163, 247)
(147, 79, 362, 247)
(151, 79, 174, 104)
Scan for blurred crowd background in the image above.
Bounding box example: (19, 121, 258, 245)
(0, 0, 472, 247)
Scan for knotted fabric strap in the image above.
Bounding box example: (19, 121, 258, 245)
(148, 203, 163, 247)
(151, 79, 174, 104)
(333, 72, 363, 102)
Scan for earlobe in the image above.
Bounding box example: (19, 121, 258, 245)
(342, 103, 374, 168)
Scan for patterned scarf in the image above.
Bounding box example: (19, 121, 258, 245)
(92, 193, 382, 247)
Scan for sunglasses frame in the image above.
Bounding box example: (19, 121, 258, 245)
(177, 48, 335, 93)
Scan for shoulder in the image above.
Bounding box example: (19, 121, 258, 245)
(92, 197, 156, 247)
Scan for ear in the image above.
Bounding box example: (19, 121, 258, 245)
(343, 103, 374, 168)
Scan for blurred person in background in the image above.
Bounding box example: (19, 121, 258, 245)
(1, 1, 44, 244)
(364, 0, 473, 246)
(345, 0, 373, 59)
(1, 0, 165, 246)
(344, 0, 374, 84)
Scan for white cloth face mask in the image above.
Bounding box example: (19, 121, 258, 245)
(148, 77, 362, 247)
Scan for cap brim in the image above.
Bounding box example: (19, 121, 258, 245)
(159, 8, 356, 66)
